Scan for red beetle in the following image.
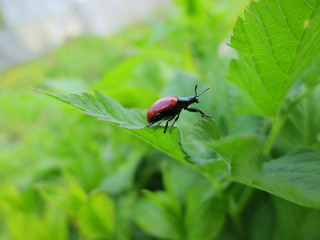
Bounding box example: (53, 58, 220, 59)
(146, 85, 211, 133)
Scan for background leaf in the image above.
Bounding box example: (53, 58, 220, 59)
(276, 85, 320, 152)
(185, 181, 225, 240)
(212, 137, 320, 209)
(134, 191, 184, 240)
(77, 192, 114, 239)
(272, 196, 320, 240)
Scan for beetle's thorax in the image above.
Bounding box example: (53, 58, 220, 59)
(177, 96, 198, 108)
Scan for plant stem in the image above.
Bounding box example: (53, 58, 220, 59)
(263, 114, 282, 155)
(229, 196, 245, 237)
(263, 80, 320, 155)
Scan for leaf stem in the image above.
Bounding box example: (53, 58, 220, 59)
(229, 196, 245, 237)
(263, 113, 282, 155)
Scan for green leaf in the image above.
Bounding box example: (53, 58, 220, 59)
(5, 208, 67, 240)
(228, 0, 320, 118)
(134, 191, 184, 239)
(212, 137, 320, 209)
(39, 172, 87, 216)
(189, 119, 220, 142)
(179, 119, 220, 166)
(35, 89, 187, 162)
(113, 195, 136, 240)
(77, 192, 114, 239)
(162, 161, 204, 205)
(185, 181, 225, 240)
(229, 114, 267, 137)
(0, 184, 68, 240)
(245, 195, 275, 240)
(276, 85, 320, 151)
(211, 136, 263, 183)
(263, 148, 320, 208)
(99, 148, 144, 195)
(272, 197, 320, 240)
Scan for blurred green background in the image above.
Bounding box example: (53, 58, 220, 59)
(2, 0, 319, 239)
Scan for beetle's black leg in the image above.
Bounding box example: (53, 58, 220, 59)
(145, 120, 162, 129)
(145, 122, 154, 128)
(156, 120, 164, 126)
(146, 113, 162, 128)
(186, 108, 211, 120)
(171, 114, 180, 127)
(164, 116, 175, 134)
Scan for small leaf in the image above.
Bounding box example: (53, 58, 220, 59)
(39, 172, 87, 216)
(77, 192, 114, 239)
(35, 89, 187, 162)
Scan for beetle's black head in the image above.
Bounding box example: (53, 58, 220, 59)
(178, 85, 210, 106)
(194, 84, 210, 103)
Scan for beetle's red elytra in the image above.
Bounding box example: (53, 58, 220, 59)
(146, 85, 211, 134)
(147, 96, 178, 122)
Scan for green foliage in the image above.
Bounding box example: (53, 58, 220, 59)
(77, 192, 114, 239)
(228, 0, 320, 118)
(135, 162, 225, 240)
(212, 137, 320, 208)
(2, 0, 320, 239)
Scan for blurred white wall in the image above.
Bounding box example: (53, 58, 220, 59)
(0, 0, 170, 72)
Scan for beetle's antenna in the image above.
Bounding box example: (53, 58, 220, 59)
(197, 87, 210, 97)
(194, 85, 198, 96)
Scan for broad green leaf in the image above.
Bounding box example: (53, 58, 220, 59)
(229, 114, 267, 137)
(228, 0, 320, 118)
(211, 136, 263, 183)
(182, 119, 220, 165)
(212, 137, 320, 208)
(99, 148, 143, 195)
(263, 148, 320, 208)
(190, 119, 220, 142)
(272, 197, 320, 240)
(185, 181, 225, 240)
(113, 195, 136, 240)
(162, 161, 204, 205)
(77, 192, 114, 239)
(134, 191, 184, 239)
(245, 195, 275, 240)
(35, 89, 187, 162)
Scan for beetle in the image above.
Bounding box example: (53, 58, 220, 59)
(146, 85, 211, 133)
